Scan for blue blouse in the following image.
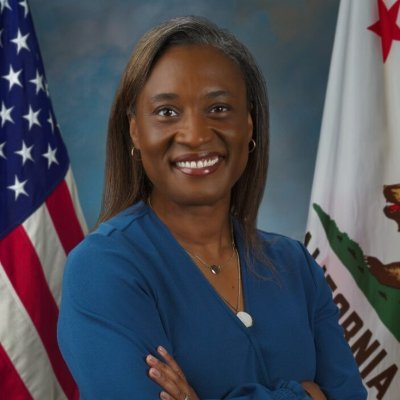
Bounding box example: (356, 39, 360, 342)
(57, 202, 367, 399)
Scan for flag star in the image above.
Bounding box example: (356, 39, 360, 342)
(42, 144, 58, 168)
(0, 0, 12, 13)
(47, 112, 55, 132)
(15, 141, 34, 165)
(29, 70, 45, 94)
(23, 105, 41, 130)
(19, 0, 28, 17)
(7, 175, 29, 200)
(11, 29, 30, 54)
(2, 65, 23, 91)
(0, 141, 6, 159)
(368, 0, 400, 62)
(0, 101, 14, 126)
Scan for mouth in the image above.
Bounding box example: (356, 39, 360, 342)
(172, 152, 224, 176)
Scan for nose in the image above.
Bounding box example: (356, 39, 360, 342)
(174, 111, 213, 148)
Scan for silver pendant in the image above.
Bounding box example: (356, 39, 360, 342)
(237, 311, 253, 328)
(210, 264, 221, 274)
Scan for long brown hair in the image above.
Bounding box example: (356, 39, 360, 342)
(98, 16, 269, 261)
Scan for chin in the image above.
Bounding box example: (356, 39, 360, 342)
(172, 191, 229, 208)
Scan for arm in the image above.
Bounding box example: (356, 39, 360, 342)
(147, 347, 325, 400)
(57, 234, 318, 399)
(57, 234, 168, 398)
(299, 243, 367, 399)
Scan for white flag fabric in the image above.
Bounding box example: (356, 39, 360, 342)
(306, 1, 400, 399)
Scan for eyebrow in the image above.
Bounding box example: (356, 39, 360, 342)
(204, 90, 233, 99)
(150, 93, 179, 103)
(149, 90, 233, 104)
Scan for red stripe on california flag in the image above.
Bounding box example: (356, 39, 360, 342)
(0, 343, 33, 400)
(0, 226, 78, 400)
(46, 180, 85, 254)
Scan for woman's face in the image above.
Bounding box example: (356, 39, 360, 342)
(130, 44, 253, 208)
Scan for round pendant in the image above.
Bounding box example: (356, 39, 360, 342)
(237, 311, 253, 328)
(210, 264, 221, 275)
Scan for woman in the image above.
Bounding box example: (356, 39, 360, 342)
(57, 16, 367, 400)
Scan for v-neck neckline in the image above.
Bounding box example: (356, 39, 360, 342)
(143, 202, 273, 385)
(145, 202, 252, 328)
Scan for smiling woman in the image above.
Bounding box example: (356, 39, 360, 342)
(130, 45, 253, 209)
(57, 16, 367, 400)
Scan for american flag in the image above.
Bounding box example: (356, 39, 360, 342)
(0, 1, 86, 398)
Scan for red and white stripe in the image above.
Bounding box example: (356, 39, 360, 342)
(0, 168, 87, 400)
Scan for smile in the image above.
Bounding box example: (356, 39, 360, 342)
(176, 157, 219, 169)
(172, 154, 223, 176)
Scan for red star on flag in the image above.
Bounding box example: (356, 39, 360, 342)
(368, 0, 400, 62)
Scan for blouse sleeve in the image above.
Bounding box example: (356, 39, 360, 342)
(57, 233, 168, 398)
(57, 233, 314, 399)
(298, 242, 367, 399)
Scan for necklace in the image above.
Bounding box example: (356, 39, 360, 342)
(234, 250, 253, 328)
(147, 197, 233, 275)
(219, 247, 241, 313)
(221, 249, 253, 328)
(185, 241, 235, 275)
(147, 196, 252, 326)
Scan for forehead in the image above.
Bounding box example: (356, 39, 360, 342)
(139, 44, 247, 100)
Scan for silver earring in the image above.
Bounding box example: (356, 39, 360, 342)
(130, 146, 135, 157)
(248, 138, 256, 153)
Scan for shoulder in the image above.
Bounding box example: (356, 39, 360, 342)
(94, 201, 149, 237)
(63, 202, 154, 305)
(255, 229, 325, 290)
(256, 230, 310, 264)
(69, 201, 149, 260)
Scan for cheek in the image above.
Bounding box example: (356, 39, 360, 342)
(137, 122, 172, 154)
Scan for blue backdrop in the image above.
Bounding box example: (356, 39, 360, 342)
(30, 0, 339, 239)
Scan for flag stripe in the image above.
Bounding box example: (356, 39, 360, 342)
(65, 168, 88, 235)
(22, 203, 66, 306)
(0, 264, 65, 400)
(0, 227, 76, 399)
(0, 3, 85, 397)
(46, 180, 85, 254)
(0, 343, 33, 400)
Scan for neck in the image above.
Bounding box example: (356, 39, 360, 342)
(149, 192, 232, 257)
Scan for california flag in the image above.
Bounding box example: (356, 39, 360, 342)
(305, 0, 400, 399)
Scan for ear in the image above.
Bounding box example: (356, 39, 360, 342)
(246, 111, 254, 142)
(129, 117, 141, 150)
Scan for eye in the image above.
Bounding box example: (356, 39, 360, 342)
(210, 104, 230, 113)
(156, 107, 178, 117)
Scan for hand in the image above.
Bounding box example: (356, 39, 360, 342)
(147, 346, 199, 400)
(301, 381, 326, 400)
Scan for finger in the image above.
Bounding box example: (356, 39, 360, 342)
(157, 346, 186, 380)
(148, 365, 175, 392)
(146, 354, 184, 386)
(160, 391, 174, 400)
(148, 365, 187, 400)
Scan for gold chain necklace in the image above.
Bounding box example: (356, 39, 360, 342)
(185, 241, 235, 275)
(147, 197, 235, 275)
(147, 197, 252, 326)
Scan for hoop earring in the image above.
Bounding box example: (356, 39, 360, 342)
(248, 138, 256, 153)
(130, 145, 141, 160)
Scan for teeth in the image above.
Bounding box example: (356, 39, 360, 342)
(176, 157, 219, 169)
